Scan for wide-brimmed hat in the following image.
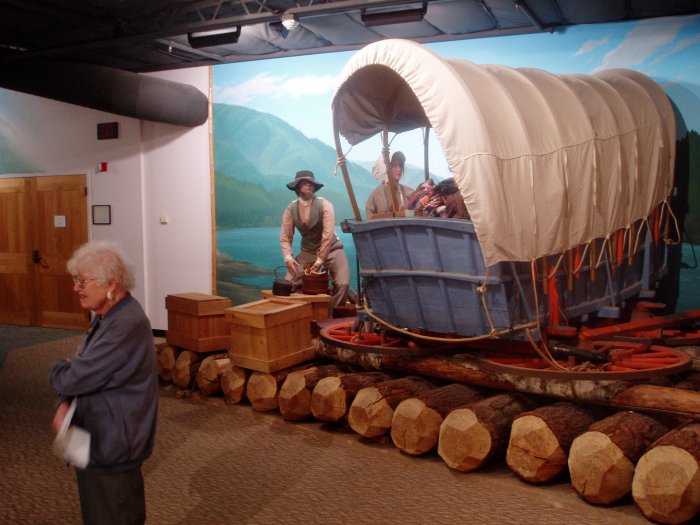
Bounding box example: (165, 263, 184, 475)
(390, 151, 406, 167)
(286, 170, 324, 191)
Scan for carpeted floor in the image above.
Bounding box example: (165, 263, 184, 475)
(0, 328, 653, 525)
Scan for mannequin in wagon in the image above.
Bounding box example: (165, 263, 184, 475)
(365, 151, 415, 217)
(280, 170, 351, 316)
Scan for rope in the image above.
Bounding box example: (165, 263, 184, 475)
(529, 261, 567, 370)
(355, 301, 538, 343)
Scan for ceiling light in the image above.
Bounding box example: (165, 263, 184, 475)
(187, 26, 241, 48)
(281, 13, 299, 31)
(361, 2, 427, 27)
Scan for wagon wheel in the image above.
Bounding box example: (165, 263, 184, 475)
(477, 340, 692, 381)
(320, 320, 692, 379)
(319, 320, 464, 357)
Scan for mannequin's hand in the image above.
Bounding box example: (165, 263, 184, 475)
(286, 259, 299, 276)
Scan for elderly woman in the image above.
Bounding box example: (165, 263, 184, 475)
(49, 240, 158, 525)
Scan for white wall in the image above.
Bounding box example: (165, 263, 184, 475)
(141, 68, 213, 329)
(0, 66, 213, 330)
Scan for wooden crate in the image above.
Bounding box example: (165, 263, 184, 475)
(225, 298, 314, 373)
(260, 289, 331, 322)
(165, 293, 231, 352)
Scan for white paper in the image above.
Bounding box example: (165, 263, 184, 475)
(53, 398, 91, 469)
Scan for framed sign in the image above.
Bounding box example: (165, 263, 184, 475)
(92, 205, 111, 225)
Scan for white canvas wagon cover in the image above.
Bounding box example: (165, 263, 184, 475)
(332, 39, 676, 266)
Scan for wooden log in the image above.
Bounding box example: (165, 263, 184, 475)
(506, 401, 598, 483)
(390, 383, 483, 456)
(195, 353, 229, 396)
(279, 364, 349, 421)
(347, 376, 436, 438)
(310, 371, 393, 422)
(674, 372, 700, 391)
(438, 393, 534, 472)
(172, 350, 206, 389)
(156, 343, 181, 383)
(677, 346, 700, 372)
(245, 363, 319, 412)
(315, 340, 700, 421)
(632, 423, 700, 524)
(568, 411, 669, 504)
(221, 365, 249, 405)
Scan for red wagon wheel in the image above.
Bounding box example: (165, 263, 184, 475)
(320, 319, 692, 380)
(478, 340, 691, 380)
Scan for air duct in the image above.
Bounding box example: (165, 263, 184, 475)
(0, 59, 208, 127)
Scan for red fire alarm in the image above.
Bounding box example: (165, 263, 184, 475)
(99, 162, 108, 172)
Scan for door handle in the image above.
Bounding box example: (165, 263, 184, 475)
(32, 249, 41, 264)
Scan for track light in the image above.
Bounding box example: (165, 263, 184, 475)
(361, 2, 427, 27)
(281, 13, 299, 31)
(187, 26, 241, 48)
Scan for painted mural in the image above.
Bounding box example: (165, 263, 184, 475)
(213, 14, 700, 311)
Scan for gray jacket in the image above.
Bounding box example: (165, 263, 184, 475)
(49, 294, 158, 473)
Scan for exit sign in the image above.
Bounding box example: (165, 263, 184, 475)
(97, 122, 119, 140)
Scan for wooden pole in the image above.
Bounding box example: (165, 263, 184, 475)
(332, 101, 361, 220)
(382, 127, 401, 213)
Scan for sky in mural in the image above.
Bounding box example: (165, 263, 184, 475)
(213, 14, 700, 179)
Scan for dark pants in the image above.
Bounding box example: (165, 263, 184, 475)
(76, 466, 146, 525)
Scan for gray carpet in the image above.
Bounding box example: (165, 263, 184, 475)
(0, 333, 653, 525)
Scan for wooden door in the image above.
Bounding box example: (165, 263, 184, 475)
(0, 178, 32, 325)
(0, 175, 89, 329)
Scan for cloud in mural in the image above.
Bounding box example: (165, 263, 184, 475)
(575, 35, 609, 56)
(649, 33, 700, 67)
(214, 72, 338, 104)
(596, 17, 690, 71)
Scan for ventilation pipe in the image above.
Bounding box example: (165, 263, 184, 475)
(0, 59, 208, 127)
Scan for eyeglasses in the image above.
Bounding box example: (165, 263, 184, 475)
(72, 276, 97, 288)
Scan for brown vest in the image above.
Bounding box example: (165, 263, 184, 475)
(291, 197, 324, 253)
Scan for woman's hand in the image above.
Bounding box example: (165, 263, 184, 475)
(52, 401, 70, 434)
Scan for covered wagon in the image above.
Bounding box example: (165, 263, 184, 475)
(331, 39, 677, 342)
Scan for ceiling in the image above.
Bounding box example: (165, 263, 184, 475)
(1, 0, 700, 73)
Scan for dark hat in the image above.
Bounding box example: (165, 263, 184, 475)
(286, 170, 324, 192)
(390, 151, 406, 166)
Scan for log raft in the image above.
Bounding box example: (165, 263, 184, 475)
(279, 364, 349, 421)
(390, 383, 483, 456)
(632, 423, 700, 524)
(245, 363, 319, 412)
(172, 349, 206, 390)
(195, 353, 229, 396)
(348, 376, 436, 438)
(438, 393, 534, 472)
(568, 411, 669, 505)
(156, 343, 181, 383)
(310, 371, 393, 422)
(315, 340, 700, 421)
(506, 401, 598, 483)
(221, 365, 249, 404)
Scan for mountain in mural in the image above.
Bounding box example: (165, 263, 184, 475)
(214, 103, 378, 227)
(0, 125, 38, 173)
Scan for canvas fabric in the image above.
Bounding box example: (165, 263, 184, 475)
(332, 39, 676, 266)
